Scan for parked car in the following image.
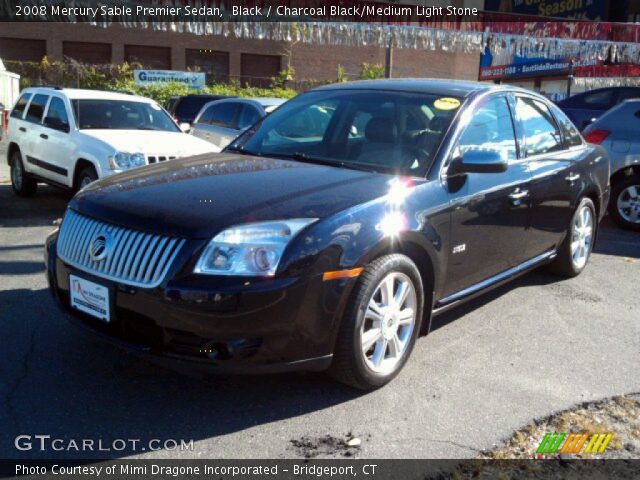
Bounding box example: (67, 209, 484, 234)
(46, 80, 609, 389)
(190, 97, 286, 149)
(7, 87, 218, 197)
(556, 87, 640, 130)
(164, 94, 235, 127)
(582, 99, 640, 230)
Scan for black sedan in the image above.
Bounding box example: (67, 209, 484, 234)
(45, 80, 610, 389)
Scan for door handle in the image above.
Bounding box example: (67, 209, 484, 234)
(40, 133, 48, 139)
(19, 127, 26, 132)
(566, 173, 581, 183)
(508, 189, 529, 206)
(509, 190, 529, 200)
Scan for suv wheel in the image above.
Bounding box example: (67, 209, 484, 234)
(609, 175, 640, 231)
(548, 197, 596, 278)
(10, 151, 38, 197)
(330, 254, 424, 390)
(75, 165, 98, 192)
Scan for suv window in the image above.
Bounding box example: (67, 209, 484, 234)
(516, 97, 563, 157)
(550, 104, 582, 148)
(11, 93, 31, 119)
(25, 94, 49, 123)
(237, 105, 261, 130)
(210, 103, 238, 128)
(46, 97, 70, 128)
(175, 96, 220, 120)
(457, 96, 517, 162)
(618, 88, 640, 102)
(582, 90, 615, 108)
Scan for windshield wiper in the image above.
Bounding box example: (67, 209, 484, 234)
(225, 145, 259, 156)
(265, 152, 377, 173)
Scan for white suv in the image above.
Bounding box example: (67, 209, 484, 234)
(7, 87, 218, 196)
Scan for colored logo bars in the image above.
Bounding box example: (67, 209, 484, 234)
(537, 433, 613, 455)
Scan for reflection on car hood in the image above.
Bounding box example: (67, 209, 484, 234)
(70, 153, 394, 238)
(79, 129, 218, 155)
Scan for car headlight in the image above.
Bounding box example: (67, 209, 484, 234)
(194, 219, 317, 276)
(108, 152, 146, 170)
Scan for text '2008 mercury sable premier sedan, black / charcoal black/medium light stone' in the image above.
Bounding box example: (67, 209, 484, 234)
(45, 80, 610, 389)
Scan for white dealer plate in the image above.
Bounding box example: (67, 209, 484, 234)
(69, 274, 110, 322)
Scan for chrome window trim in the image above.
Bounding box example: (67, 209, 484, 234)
(437, 88, 516, 183)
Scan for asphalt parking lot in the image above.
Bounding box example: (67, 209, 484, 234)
(0, 140, 639, 460)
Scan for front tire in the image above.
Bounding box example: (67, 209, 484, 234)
(609, 175, 640, 231)
(548, 197, 596, 278)
(330, 254, 424, 390)
(75, 165, 98, 192)
(10, 151, 38, 197)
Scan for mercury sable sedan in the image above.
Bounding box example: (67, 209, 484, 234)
(45, 80, 609, 389)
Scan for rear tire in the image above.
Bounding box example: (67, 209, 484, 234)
(10, 151, 37, 197)
(609, 175, 640, 231)
(329, 254, 424, 390)
(75, 165, 98, 192)
(548, 197, 596, 278)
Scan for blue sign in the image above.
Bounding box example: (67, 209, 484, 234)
(484, 0, 609, 21)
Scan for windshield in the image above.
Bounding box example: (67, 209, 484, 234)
(229, 89, 461, 176)
(72, 99, 179, 131)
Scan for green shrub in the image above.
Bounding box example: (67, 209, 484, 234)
(358, 63, 385, 80)
(4, 59, 298, 103)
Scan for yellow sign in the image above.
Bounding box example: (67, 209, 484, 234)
(434, 97, 461, 110)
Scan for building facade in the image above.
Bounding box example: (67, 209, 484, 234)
(0, 22, 480, 87)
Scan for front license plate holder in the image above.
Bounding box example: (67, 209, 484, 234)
(69, 273, 112, 323)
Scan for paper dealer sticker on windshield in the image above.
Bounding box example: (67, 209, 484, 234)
(434, 97, 461, 110)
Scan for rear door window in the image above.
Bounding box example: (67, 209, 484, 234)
(25, 94, 49, 123)
(11, 93, 32, 119)
(515, 97, 563, 157)
(45, 97, 70, 129)
(549, 104, 583, 148)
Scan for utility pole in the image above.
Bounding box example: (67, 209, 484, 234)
(385, 35, 393, 78)
(566, 59, 574, 98)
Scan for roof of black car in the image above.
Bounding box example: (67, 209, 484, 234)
(313, 79, 495, 97)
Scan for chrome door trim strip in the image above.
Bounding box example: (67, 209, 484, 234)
(436, 249, 557, 307)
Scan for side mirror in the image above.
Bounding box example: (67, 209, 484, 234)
(450, 149, 508, 175)
(179, 122, 191, 133)
(44, 116, 70, 133)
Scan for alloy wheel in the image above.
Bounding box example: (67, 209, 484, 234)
(80, 176, 93, 189)
(360, 272, 417, 375)
(616, 185, 640, 224)
(571, 204, 593, 269)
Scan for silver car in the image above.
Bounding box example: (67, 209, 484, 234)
(190, 97, 286, 149)
(583, 99, 640, 230)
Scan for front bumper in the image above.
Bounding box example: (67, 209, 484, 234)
(45, 234, 351, 374)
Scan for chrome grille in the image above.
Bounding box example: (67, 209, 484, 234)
(147, 155, 176, 164)
(56, 210, 185, 288)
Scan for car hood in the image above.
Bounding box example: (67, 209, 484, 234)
(70, 153, 396, 238)
(79, 129, 218, 155)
